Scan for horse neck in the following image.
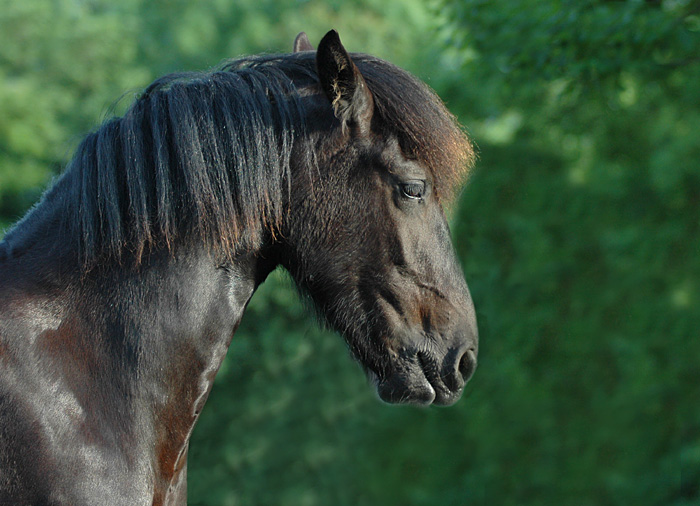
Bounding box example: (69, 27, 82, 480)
(2, 220, 276, 501)
(93, 245, 274, 498)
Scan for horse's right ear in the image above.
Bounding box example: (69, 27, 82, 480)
(316, 30, 374, 136)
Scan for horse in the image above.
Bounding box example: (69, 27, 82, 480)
(0, 30, 478, 505)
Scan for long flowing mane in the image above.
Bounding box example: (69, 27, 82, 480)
(2, 52, 473, 267)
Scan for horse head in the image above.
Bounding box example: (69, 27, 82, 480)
(280, 31, 478, 406)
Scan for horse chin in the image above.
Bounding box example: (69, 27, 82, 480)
(367, 358, 466, 407)
(375, 373, 436, 406)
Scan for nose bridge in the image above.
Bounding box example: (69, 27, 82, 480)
(391, 202, 477, 350)
(419, 223, 476, 339)
(435, 286, 478, 354)
(393, 256, 477, 352)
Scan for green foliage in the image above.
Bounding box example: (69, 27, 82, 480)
(0, 0, 150, 223)
(1, 0, 697, 504)
(441, 0, 700, 97)
(436, 1, 699, 504)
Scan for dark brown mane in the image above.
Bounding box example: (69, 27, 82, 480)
(233, 52, 475, 201)
(354, 55, 475, 201)
(2, 51, 473, 268)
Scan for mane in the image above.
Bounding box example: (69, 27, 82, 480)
(2, 52, 473, 268)
(66, 59, 310, 265)
(353, 55, 475, 200)
(236, 53, 475, 200)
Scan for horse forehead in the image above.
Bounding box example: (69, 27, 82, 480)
(375, 136, 422, 169)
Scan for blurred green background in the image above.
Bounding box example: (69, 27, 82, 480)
(1, 0, 698, 504)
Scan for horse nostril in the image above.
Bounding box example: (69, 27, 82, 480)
(444, 347, 478, 392)
(458, 348, 477, 384)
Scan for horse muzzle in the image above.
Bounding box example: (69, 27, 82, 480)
(373, 341, 478, 406)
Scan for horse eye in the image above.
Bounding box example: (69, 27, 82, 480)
(400, 181, 425, 200)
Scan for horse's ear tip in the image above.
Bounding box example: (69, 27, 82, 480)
(320, 29, 341, 46)
(318, 30, 347, 59)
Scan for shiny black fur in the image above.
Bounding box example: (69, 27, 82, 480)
(0, 31, 477, 504)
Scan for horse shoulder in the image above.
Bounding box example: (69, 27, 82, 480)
(0, 264, 59, 502)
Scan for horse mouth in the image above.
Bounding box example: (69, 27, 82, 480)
(370, 349, 477, 406)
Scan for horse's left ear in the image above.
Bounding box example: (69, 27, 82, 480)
(293, 32, 314, 52)
(316, 30, 374, 136)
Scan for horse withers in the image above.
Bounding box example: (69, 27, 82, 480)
(0, 31, 477, 505)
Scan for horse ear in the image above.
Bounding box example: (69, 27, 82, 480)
(316, 30, 374, 136)
(293, 32, 314, 52)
